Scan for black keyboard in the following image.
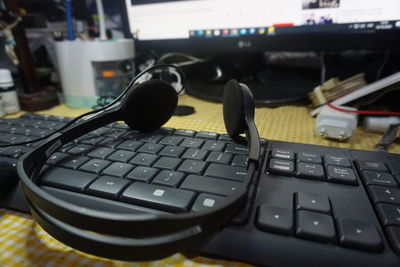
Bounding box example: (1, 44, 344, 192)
(1, 113, 400, 266)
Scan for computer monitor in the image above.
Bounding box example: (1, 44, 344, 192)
(122, 0, 400, 105)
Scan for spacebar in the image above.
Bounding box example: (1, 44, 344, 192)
(42, 186, 169, 215)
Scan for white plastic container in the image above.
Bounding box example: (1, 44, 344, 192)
(0, 96, 6, 118)
(54, 39, 135, 108)
(0, 69, 20, 114)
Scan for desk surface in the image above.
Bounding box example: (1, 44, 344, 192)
(1, 95, 399, 266)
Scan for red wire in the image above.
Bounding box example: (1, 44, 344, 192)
(326, 102, 400, 116)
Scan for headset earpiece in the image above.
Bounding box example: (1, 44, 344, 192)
(223, 79, 260, 163)
(121, 79, 178, 133)
(223, 79, 247, 140)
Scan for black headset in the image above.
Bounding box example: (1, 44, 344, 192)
(16, 64, 260, 261)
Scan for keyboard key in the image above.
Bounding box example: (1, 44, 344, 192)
(87, 147, 114, 159)
(121, 183, 195, 212)
(296, 192, 331, 213)
(174, 129, 196, 137)
(158, 145, 186, 158)
(67, 144, 93, 154)
(159, 136, 184, 146)
(182, 148, 208, 161)
(104, 129, 126, 139)
(297, 152, 322, 164)
(0, 124, 12, 133)
(269, 159, 294, 176)
(101, 162, 134, 178)
(178, 159, 207, 175)
(46, 152, 69, 165)
(296, 210, 336, 243)
(204, 163, 247, 182)
(86, 176, 131, 199)
(202, 140, 225, 151)
(361, 170, 397, 187)
(206, 151, 233, 165)
(191, 193, 226, 212)
(0, 134, 32, 144)
(122, 130, 142, 139)
(99, 138, 123, 148)
(272, 149, 294, 160)
(41, 167, 97, 192)
(152, 170, 185, 187)
(126, 166, 158, 182)
(337, 218, 383, 252)
(107, 150, 136, 163)
(256, 205, 293, 235)
(225, 143, 249, 155)
(296, 162, 325, 180)
(153, 157, 182, 170)
(130, 153, 158, 167)
(113, 123, 130, 129)
(78, 135, 105, 145)
(154, 127, 174, 135)
(136, 143, 164, 154)
(218, 133, 233, 142)
(387, 162, 400, 175)
(79, 159, 111, 174)
(58, 142, 76, 153)
(326, 166, 358, 185)
(195, 131, 219, 140)
(376, 203, 400, 226)
(324, 155, 351, 167)
(356, 160, 388, 172)
(59, 156, 90, 170)
(180, 174, 241, 196)
(13, 127, 35, 136)
(89, 127, 110, 136)
(180, 138, 204, 148)
(386, 226, 400, 254)
(231, 155, 248, 167)
(28, 128, 53, 137)
(1, 146, 30, 158)
(139, 134, 163, 143)
(117, 140, 143, 151)
(368, 186, 400, 205)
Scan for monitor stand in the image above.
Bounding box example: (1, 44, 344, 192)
(183, 52, 320, 107)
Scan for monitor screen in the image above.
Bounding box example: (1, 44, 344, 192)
(123, 0, 400, 52)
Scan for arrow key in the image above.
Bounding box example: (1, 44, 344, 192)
(256, 205, 293, 235)
(296, 210, 336, 242)
(337, 218, 383, 252)
(296, 192, 331, 213)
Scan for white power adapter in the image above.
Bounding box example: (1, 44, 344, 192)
(316, 105, 358, 140)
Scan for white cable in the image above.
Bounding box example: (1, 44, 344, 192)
(95, 0, 107, 40)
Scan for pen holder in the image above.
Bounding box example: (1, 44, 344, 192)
(55, 39, 135, 108)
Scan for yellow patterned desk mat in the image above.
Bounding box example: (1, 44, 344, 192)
(1, 95, 399, 266)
